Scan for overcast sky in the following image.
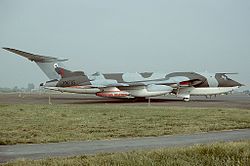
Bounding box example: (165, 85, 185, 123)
(0, 0, 249, 89)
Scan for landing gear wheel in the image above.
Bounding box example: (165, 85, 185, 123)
(183, 98, 190, 102)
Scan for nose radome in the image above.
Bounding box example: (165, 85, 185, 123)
(232, 80, 244, 87)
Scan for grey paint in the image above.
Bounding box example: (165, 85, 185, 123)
(4, 48, 242, 99)
(54, 67, 242, 88)
(0, 129, 249, 163)
(215, 73, 243, 87)
(2, 48, 67, 80)
(198, 72, 219, 87)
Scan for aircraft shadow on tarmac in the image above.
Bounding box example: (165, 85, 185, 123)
(36, 94, 250, 109)
(59, 97, 225, 104)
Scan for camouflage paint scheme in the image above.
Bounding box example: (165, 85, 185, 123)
(3, 48, 243, 101)
(54, 67, 241, 88)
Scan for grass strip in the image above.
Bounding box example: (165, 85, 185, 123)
(0, 104, 250, 145)
(3, 140, 250, 166)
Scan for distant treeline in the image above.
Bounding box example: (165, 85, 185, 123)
(0, 87, 24, 93)
(243, 90, 250, 95)
(0, 83, 35, 93)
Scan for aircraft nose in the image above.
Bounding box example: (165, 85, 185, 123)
(231, 80, 244, 87)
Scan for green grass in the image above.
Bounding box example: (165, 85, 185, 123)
(3, 140, 250, 166)
(0, 104, 250, 145)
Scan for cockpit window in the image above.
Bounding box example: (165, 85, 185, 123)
(221, 75, 228, 80)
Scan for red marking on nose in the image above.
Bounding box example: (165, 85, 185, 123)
(60, 68, 64, 77)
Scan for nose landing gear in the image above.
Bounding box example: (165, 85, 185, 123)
(183, 97, 190, 102)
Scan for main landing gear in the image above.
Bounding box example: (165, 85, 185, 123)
(177, 93, 191, 102)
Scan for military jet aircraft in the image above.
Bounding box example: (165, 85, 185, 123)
(3, 48, 243, 101)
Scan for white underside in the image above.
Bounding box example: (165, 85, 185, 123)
(45, 87, 100, 94)
(45, 86, 239, 99)
(189, 86, 239, 96)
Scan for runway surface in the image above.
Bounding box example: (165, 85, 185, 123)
(0, 93, 250, 109)
(0, 129, 249, 163)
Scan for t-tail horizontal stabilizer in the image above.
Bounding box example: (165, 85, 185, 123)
(3, 47, 68, 80)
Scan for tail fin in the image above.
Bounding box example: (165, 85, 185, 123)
(3, 47, 68, 80)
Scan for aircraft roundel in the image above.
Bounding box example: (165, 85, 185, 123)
(54, 63, 59, 68)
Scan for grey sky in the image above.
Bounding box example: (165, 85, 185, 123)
(0, 0, 249, 89)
